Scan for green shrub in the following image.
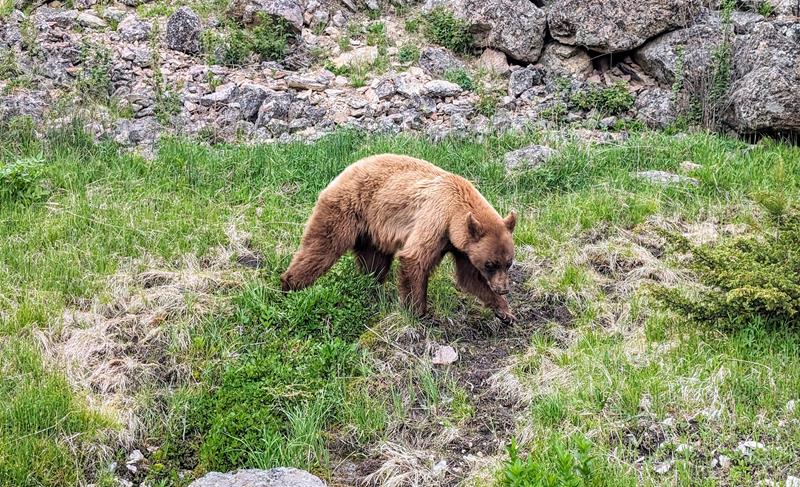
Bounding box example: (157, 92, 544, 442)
(500, 436, 620, 486)
(654, 195, 800, 329)
(366, 21, 387, 47)
(202, 15, 292, 66)
(404, 16, 420, 33)
(0, 156, 49, 205)
(398, 43, 420, 63)
(444, 68, 474, 91)
(423, 7, 472, 53)
(571, 82, 634, 115)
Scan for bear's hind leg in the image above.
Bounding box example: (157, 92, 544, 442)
(355, 236, 393, 283)
(281, 203, 357, 292)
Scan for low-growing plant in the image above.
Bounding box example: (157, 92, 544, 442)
(366, 21, 387, 48)
(540, 102, 567, 123)
(0, 156, 49, 205)
(500, 436, 615, 486)
(570, 82, 635, 115)
(75, 42, 112, 102)
(654, 194, 800, 329)
(476, 89, 499, 117)
(404, 16, 420, 33)
(0, 49, 21, 80)
(444, 68, 474, 91)
(397, 43, 420, 63)
(423, 7, 472, 54)
(757, 0, 773, 16)
(337, 35, 352, 52)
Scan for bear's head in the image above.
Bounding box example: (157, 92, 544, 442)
(460, 210, 516, 295)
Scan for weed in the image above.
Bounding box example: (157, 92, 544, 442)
(423, 7, 472, 54)
(476, 88, 499, 117)
(571, 82, 634, 115)
(0, 0, 12, 17)
(75, 42, 112, 102)
(0, 155, 48, 205)
(0, 49, 21, 80)
(398, 43, 420, 63)
(337, 35, 351, 52)
(150, 35, 182, 124)
(540, 102, 567, 123)
(758, 0, 773, 16)
(444, 68, 474, 91)
(404, 16, 420, 34)
(671, 45, 686, 97)
(366, 21, 387, 48)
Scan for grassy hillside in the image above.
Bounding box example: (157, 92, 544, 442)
(1, 119, 799, 486)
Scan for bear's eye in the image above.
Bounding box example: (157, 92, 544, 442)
(485, 262, 497, 272)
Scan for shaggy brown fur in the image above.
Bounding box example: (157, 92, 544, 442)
(281, 154, 517, 321)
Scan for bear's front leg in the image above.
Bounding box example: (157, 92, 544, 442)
(453, 252, 516, 323)
(397, 244, 444, 318)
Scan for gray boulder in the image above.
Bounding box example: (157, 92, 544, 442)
(508, 66, 545, 98)
(633, 20, 722, 86)
(231, 83, 269, 121)
(118, 15, 152, 42)
(227, 0, 303, 31)
(166, 7, 202, 54)
(189, 468, 325, 487)
(466, 0, 547, 63)
(635, 87, 677, 129)
(418, 47, 464, 77)
(537, 42, 593, 79)
(548, 0, 702, 53)
(726, 21, 800, 133)
(423, 80, 462, 97)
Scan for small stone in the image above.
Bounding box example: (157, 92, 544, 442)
(423, 80, 462, 98)
(332, 46, 377, 69)
(675, 444, 692, 454)
(76, 11, 107, 29)
(786, 475, 800, 487)
(200, 83, 238, 106)
(127, 449, 144, 465)
(654, 460, 673, 474)
(432, 345, 458, 365)
(419, 46, 464, 77)
(432, 459, 448, 475)
(736, 440, 766, 457)
(508, 66, 545, 98)
(718, 455, 732, 469)
(286, 70, 334, 91)
(678, 161, 701, 174)
(635, 170, 699, 186)
(478, 48, 509, 75)
(503, 144, 555, 170)
(788, 400, 797, 414)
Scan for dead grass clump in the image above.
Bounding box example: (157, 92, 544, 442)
(363, 441, 447, 487)
(37, 224, 257, 446)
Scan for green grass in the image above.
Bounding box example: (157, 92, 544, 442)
(1, 116, 800, 485)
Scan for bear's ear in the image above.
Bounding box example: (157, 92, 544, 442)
(466, 212, 484, 240)
(504, 210, 517, 233)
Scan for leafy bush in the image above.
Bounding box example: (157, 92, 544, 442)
(202, 14, 293, 66)
(500, 436, 617, 486)
(654, 195, 800, 329)
(398, 43, 420, 63)
(0, 156, 48, 205)
(444, 68, 474, 91)
(571, 82, 634, 115)
(423, 7, 472, 53)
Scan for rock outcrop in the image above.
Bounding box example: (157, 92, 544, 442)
(548, 0, 703, 53)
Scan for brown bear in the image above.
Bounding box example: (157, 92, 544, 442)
(280, 154, 517, 322)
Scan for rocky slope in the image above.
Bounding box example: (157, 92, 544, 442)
(1, 0, 798, 155)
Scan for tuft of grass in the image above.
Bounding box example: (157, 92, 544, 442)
(202, 14, 293, 66)
(398, 43, 420, 64)
(444, 68, 474, 91)
(423, 7, 472, 54)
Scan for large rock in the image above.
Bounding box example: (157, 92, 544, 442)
(537, 42, 593, 79)
(331, 46, 377, 68)
(548, 0, 702, 53)
(418, 47, 464, 77)
(118, 15, 152, 42)
(633, 19, 722, 86)
(465, 0, 547, 63)
(726, 20, 800, 133)
(508, 66, 545, 97)
(189, 468, 326, 487)
(166, 7, 202, 54)
(635, 87, 676, 128)
(227, 0, 303, 31)
(424, 0, 546, 63)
